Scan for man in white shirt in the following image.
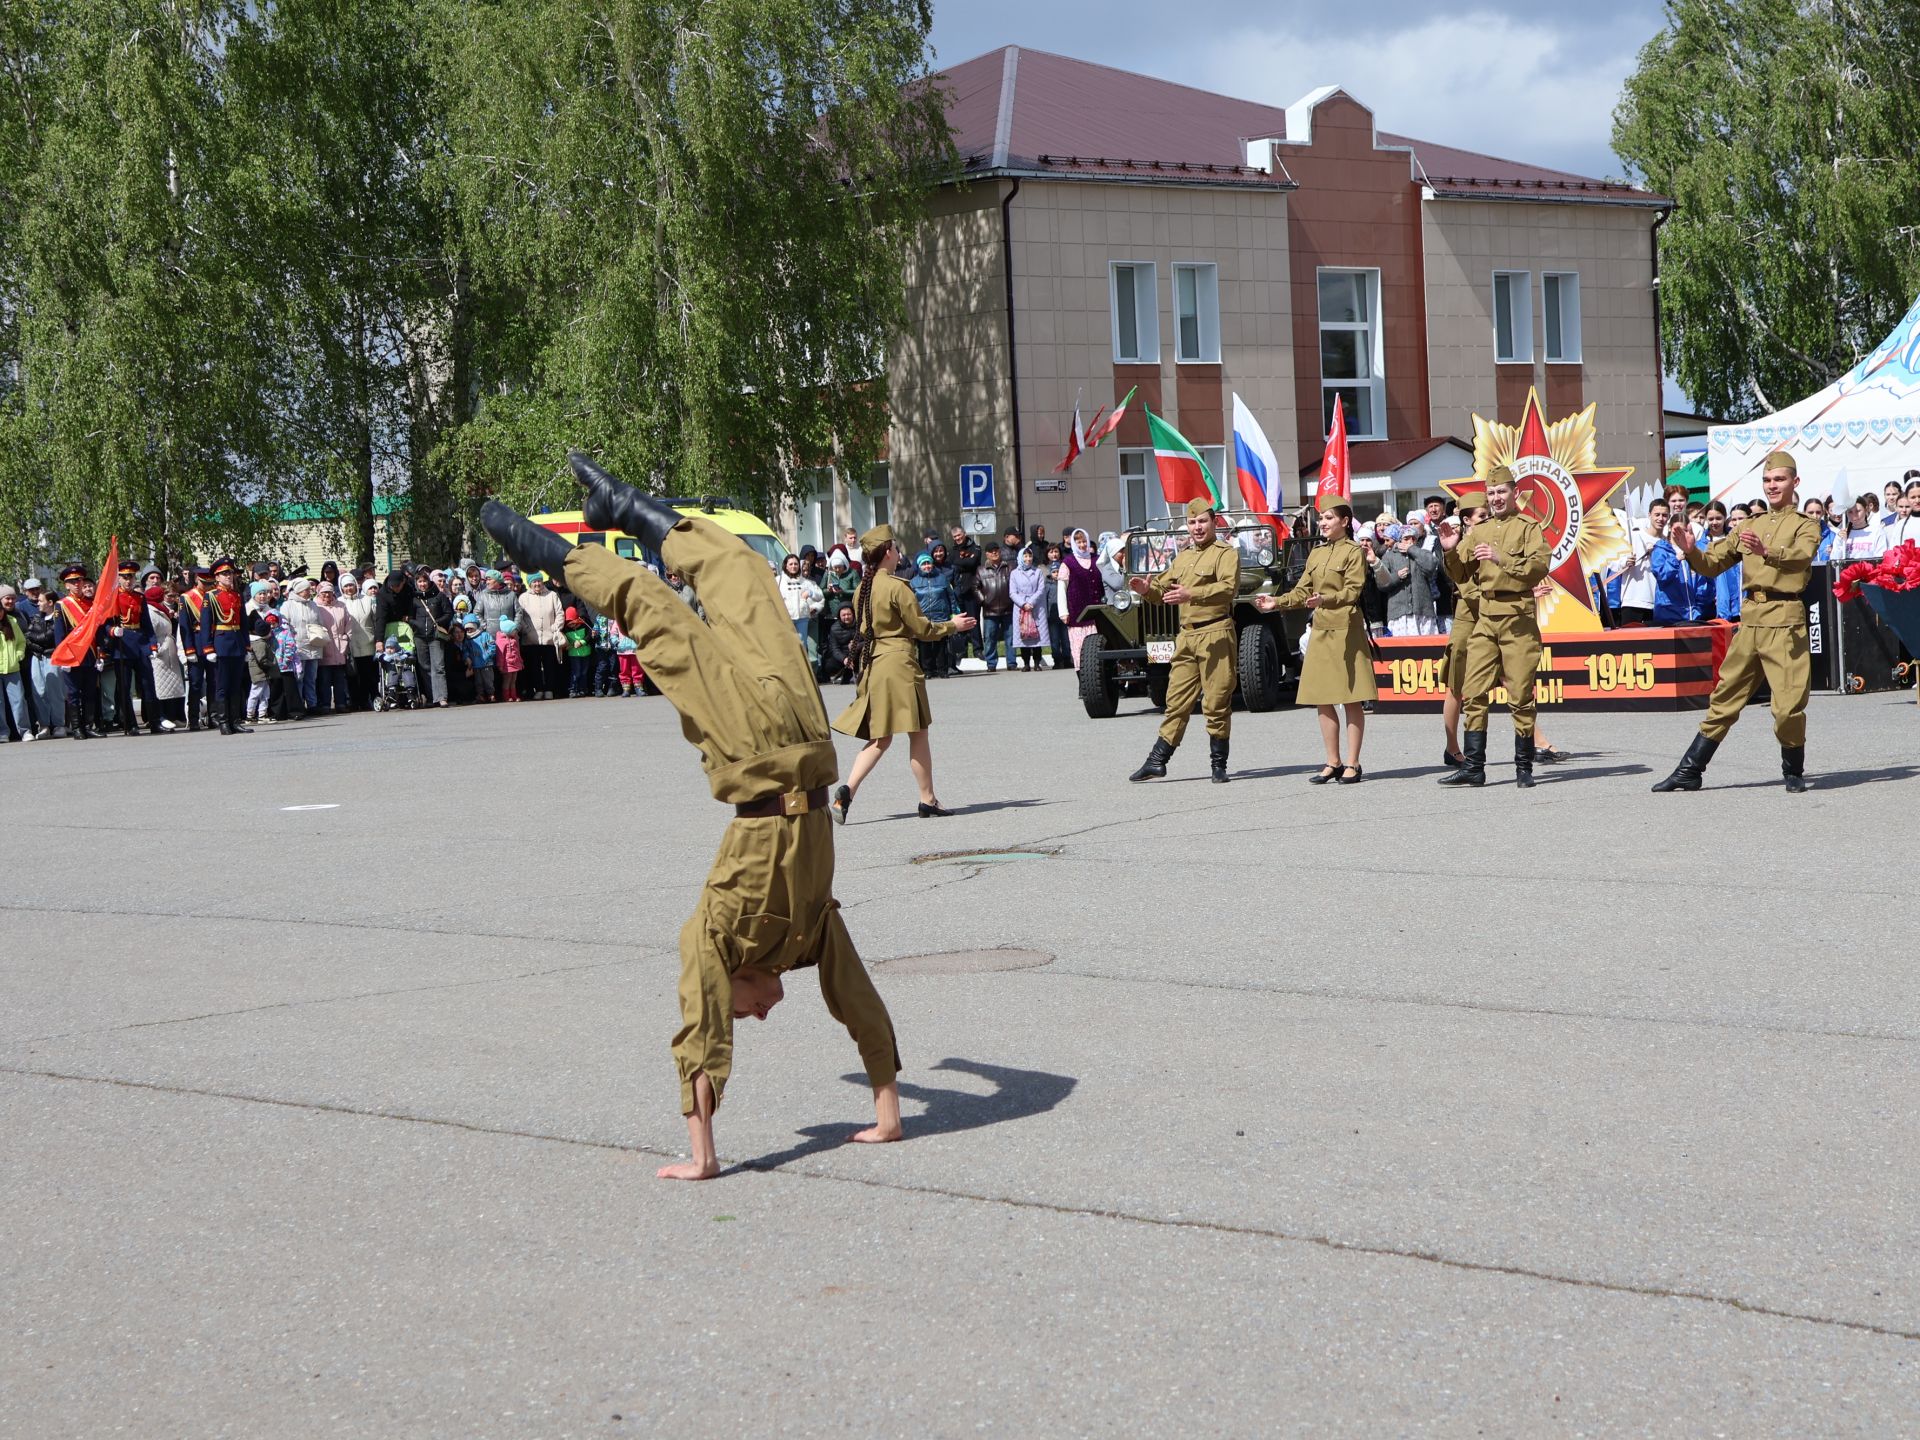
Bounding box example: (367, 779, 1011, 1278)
(1615, 500, 1667, 624)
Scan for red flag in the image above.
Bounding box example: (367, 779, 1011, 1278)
(1052, 394, 1099, 474)
(1315, 397, 1351, 511)
(1084, 386, 1136, 449)
(50, 538, 122, 667)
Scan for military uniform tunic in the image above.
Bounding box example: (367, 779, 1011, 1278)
(831, 572, 956, 740)
(1444, 512, 1550, 736)
(1148, 535, 1239, 746)
(1267, 539, 1376, 705)
(562, 522, 899, 1116)
(1682, 506, 1820, 746)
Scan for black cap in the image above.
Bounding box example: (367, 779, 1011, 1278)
(58, 562, 88, 583)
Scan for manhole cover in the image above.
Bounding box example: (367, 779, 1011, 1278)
(911, 847, 1060, 865)
(874, 948, 1054, 976)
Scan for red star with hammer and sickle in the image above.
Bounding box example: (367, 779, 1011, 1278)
(1443, 391, 1630, 606)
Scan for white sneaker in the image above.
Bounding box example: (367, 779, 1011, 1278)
(159, 719, 178, 732)
(22, 730, 35, 742)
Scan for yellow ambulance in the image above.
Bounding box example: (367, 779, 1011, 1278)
(528, 496, 789, 571)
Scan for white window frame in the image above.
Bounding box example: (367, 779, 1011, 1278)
(1316, 266, 1385, 441)
(1118, 448, 1172, 530)
(848, 463, 890, 535)
(1110, 261, 1160, 364)
(1493, 269, 1534, 364)
(1172, 262, 1220, 364)
(1543, 271, 1582, 363)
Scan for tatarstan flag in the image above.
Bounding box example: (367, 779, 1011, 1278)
(1147, 408, 1224, 509)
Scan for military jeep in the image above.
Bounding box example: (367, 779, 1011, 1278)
(1077, 510, 1313, 719)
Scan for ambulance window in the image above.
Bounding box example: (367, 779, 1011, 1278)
(577, 531, 607, 549)
(614, 538, 638, 560)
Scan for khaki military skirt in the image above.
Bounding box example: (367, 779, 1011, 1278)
(833, 650, 932, 739)
(1297, 606, 1378, 705)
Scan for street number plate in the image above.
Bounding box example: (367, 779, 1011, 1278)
(1146, 641, 1176, 664)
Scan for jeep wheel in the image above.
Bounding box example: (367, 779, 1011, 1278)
(1146, 663, 1169, 710)
(1238, 622, 1283, 712)
(1078, 634, 1119, 718)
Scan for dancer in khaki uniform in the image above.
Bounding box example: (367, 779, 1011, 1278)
(830, 525, 977, 823)
(1256, 503, 1375, 782)
(1438, 466, 1550, 788)
(1653, 449, 1821, 793)
(481, 454, 901, 1180)
(1126, 497, 1240, 784)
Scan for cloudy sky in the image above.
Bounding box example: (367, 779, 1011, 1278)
(927, 0, 1672, 182)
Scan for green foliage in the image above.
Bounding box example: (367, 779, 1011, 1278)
(1615, 0, 1920, 419)
(427, 0, 954, 518)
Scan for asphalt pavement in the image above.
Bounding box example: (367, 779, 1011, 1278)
(3, 671, 1916, 1437)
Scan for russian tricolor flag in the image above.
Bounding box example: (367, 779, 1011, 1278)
(1231, 394, 1289, 540)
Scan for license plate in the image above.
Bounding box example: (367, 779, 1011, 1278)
(1146, 640, 1176, 664)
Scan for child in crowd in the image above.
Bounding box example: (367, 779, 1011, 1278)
(615, 629, 642, 696)
(495, 615, 523, 701)
(563, 606, 591, 697)
(591, 610, 618, 695)
(463, 617, 497, 702)
(245, 586, 278, 723)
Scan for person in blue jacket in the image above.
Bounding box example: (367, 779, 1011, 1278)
(908, 551, 956, 678)
(1650, 530, 1709, 623)
(1804, 498, 1836, 563)
(1700, 502, 1741, 620)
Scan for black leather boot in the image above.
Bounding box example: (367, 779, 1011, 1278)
(571, 451, 683, 552)
(481, 500, 577, 581)
(1514, 734, 1536, 789)
(1438, 729, 1486, 787)
(1209, 736, 1230, 783)
(1781, 745, 1808, 793)
(1129, 737, 1175, 782)
(1651, 733, 1719, 792)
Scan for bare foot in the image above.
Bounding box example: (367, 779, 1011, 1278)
(656, 1159, 720, 1181)
(850, 1124, 904, 1144)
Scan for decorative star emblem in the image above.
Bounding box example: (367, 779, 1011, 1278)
(1442, 388, 1635, 630)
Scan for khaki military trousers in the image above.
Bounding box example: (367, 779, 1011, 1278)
(1460, 611, 1541, 737)
(1158, 622, 1236, 746)
(1699, 621, 1810, 747)
(564, 524, 898, 1115)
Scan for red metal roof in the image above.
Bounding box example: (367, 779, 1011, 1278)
(939, 46, 1665, 206)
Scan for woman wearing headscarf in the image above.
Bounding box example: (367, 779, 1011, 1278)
(1095, 531, 1127, 606)
(279, 576, 328, 717)
(142, 578, 188, 728)
(1057, 528, 1107, 670)
(1008, 545, 1048, 671)
(829, 525, 977, 822)
(1256, 503, 1377, 783)
(514, 571, 566, 700)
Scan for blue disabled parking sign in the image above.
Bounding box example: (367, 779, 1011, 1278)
(958, 463, 996, 511)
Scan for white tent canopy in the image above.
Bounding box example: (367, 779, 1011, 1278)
(1708, 293, 1920, 512)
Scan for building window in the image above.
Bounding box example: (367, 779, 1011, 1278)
(1317, 267, 1384, 439)
(1173, 263, 1220, 364)
(1543, 272, 1581, 363)
(1119, 448, 1172, 529)
(1493, 270, 1533, 364)
(793, 469, 834, 554)
(848, 463, 890, 536)
(1110, 262, 1159, 364)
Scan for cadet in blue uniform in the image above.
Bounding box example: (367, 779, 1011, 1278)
(207, 557, 253, 735)
(51, 563, 102, 740)
(178, 565, 215, 731)
(107, 558, 162, 735)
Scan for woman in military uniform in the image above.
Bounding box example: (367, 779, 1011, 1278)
(1257, 503, 1376, 783)
(830, 525, 978, 822)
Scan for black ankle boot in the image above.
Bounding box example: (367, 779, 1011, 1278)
(1129, 737, 1175, 782)
(1438, 730, 1486, 787)
(1651, 733, 1719, 792)
(1209, 736, 1230, 783)
(481, 500, 577, 581)
(1514, 734, 1536, 789)
(570, 451, 683, 551)
(1781, 745, 1808, 793)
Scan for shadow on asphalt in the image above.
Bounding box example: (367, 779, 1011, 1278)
(1543, 762, 1653, 783)
(875, 799, 1058, 820)
(1713, 764, 1920, 791)
(728, 1057, 1078, 1174)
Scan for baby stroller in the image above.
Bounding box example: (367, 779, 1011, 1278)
(374, 621, 420, 711)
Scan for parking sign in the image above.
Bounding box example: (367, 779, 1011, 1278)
(958, 463, 996, 511)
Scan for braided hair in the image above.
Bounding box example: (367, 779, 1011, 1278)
(848, 540, 889, 679)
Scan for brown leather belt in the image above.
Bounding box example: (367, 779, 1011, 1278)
(1744, 587, 1799, 602)
(734, 786, 829, 819)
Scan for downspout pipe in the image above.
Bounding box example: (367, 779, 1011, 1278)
(1000, 175, 1025, 541)
(1650, 207, 1670, 475)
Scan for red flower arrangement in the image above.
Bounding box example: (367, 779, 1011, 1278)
(1834, 541, 1920, 603)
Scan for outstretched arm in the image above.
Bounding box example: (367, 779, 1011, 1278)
(659, 1073, 719, 1181)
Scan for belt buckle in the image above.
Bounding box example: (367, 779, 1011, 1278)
(781, 790, 807, 817)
